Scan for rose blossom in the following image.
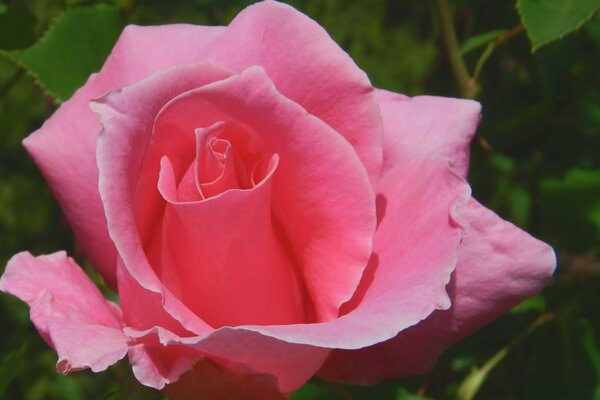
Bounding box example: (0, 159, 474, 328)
(0, 1, 555, 398)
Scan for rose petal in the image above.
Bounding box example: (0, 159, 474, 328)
(125, 326, 329, 393)
(146, 66, 376, 322)
(156, 153, 306, 327)
(318, 198, 556, 383)
(206, 0, 383, 183)
(0, 252, 128, 373)
(93, 62, 233, 335)
(22, 24, 225, 286)
(128, 342, 200, 389)
(227, 156, 469, 349)
(377, 90, 481, 178)
(164, 358, 288, 400)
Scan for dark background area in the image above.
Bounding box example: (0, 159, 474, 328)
(0, 1, 599, 399)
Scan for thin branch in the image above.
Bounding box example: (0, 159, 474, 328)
(0, 67, 24, 98)
(457, 312, 556, 400)
(472, 23, 525, 83)
(436, 0, 477, 99)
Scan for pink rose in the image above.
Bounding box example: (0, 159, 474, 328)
(0, 1, 556, 398)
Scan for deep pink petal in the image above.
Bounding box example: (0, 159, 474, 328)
(205, 0, 383, 183)
(0, 252, 128, 372)
(377, 90, 481, 178)
(93, 62, 233, 335)
(116, 259, 207, 337)
(128, 342, 200, 389)
(318, 198, 556, 383)
(22, 24, 225, 286)
(156, 154, 306, 327)
(164, 358, 288, 400)
(144, 66, 375, 322)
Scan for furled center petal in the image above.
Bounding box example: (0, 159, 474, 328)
(152, 119, 307, 328)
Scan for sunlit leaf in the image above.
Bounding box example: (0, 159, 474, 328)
(517, 0, 600, 51)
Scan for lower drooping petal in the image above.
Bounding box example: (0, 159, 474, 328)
(0, 252, 128, 373)
(318, 198, 556, 383)
(124, 325, 330, 393)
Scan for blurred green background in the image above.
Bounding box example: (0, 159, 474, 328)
(0, 0, 599, 399)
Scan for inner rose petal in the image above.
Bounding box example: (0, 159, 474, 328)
(194, 124, 249, 199)
(156, 151, 307, 327)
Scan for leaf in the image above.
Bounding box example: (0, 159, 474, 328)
(510, 294, 547, 315)
(517, 0, 600, 51)
(0, 2, 37, 50)
(396, 387, 434, 400)
(1, 5, 126, 102)
(461, 30, 506, 54)
(291, 383, 328, 400)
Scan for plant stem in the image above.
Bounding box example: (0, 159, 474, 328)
(457, 312, 556, 400)
(0, 68, 24, 98)
(436, 0, 477, 99)
(472, 23, 525, 82)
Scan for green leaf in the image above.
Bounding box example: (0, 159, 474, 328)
(510, 294, 547, 314)
(1, 5, 126, 102)
(291, 383, 328, 400)
(461, 30, 506, 54)
(396, 387, 434, 400)
(517, 0, 600, 51)
(0, 2, 37, 50)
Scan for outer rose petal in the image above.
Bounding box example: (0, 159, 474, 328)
(377, 89, 481, 178)
(22, 24, 225, 286)
(318, 199, 556, 383)
(205, 0, 383, 183)
(0, 252, 128, 373)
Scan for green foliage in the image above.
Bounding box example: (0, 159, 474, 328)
(461, 30, 506, 54)
(2, 5, 125, 102)
(517, 0, 600, 51)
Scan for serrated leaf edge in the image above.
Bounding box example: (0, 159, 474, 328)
(516, 0, 600, 52)
(1, 4, 122, 103)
